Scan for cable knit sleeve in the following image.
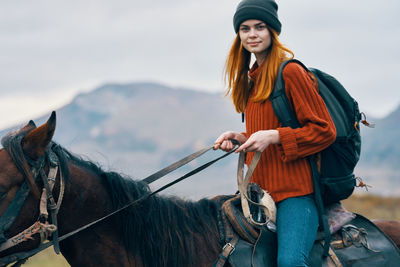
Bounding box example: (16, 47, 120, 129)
(277, 62, 336, 162)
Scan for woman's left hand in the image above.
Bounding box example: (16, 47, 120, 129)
(236, 130, 280, 153)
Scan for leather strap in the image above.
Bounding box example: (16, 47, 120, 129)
(271, 59, 331, 256)
(212, 151, 264, 267)
(0, 182, 31, 244)
(328, 247, 343, 267)
(320, 240, 343, 267)
(0, 222, 56, 253)
(39, 150, 65, 255)
(237, 151, 271, 227)
(142, 145, 214, 184)
(213, 235, 240, 267)
(213, 205, 240, 267)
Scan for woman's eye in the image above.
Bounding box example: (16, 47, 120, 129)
(256, 25, 266, 30)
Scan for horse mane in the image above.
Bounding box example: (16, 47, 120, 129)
(57, 145, 222, 266)
(2, 129, 222, 266)
(1, 128, 222, 267)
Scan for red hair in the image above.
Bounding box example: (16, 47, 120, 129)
(224, 29, 294, 113)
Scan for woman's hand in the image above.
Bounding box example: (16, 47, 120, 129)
(236, 130, 280, 153)
(214, 131, 247, 152)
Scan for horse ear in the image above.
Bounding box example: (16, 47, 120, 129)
(20, 120, 37, 133)
(22, 111, 56, 160)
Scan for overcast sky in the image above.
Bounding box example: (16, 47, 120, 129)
(1, 0, 399, 128)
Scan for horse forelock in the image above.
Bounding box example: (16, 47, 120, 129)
(1, 130, 40, 197)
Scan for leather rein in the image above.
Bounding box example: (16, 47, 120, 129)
(0, 141, 239, 266)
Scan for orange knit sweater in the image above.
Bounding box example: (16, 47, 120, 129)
(244, 62, 336, 203)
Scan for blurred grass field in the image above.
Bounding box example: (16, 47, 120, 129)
(342, 193, 400, 221)
(21, 193, 400, 266)
(24, 248, 69, 267)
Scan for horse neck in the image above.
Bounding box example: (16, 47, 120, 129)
(56, 162, 136, 266)
(57, 160, 222, 267)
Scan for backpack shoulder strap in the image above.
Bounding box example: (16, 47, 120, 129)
(271, 58, 332, 257)
(270, 59, 308, 129)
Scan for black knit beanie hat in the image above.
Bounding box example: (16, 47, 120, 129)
(233, 0, 281, 34)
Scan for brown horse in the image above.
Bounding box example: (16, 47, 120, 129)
(0, 112, 398, 266)
(373, 220, 400, 251)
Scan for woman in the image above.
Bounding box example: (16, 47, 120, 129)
(214, 0, 337, 266)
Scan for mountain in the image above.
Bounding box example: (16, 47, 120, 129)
(360, 106, 400, 166)
(1, 82, 399, 198)
(3, 83, 245, 199)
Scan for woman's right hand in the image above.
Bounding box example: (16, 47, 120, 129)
(214, 131, 247, 152)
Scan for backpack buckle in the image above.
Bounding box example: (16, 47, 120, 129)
(223, 242, 236, 255)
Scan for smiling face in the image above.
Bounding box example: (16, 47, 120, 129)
(238, 19, 271, 64)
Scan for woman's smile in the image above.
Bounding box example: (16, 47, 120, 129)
(239, 19, 272, 64)
(248, 41, 261, 46)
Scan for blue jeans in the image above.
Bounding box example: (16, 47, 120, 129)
(276, 195, 318, 267)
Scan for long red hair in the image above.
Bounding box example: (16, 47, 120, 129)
(224, 28, 294, 113)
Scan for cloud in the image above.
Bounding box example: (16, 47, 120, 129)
(0, 0, 399, 124)
(278, 0, 400, 117)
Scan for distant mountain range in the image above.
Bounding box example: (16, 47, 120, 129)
(2, 82, 399, 198)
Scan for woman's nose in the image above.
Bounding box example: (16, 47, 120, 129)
(248, 28, 257, 37)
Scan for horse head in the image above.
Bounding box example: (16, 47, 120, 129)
(0, 111, 234, 266)
(0, 111, 150, 266)
(0, 112, 58, 261)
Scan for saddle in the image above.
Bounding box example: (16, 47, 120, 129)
(213, 151, 400, 266)
(213, 194, 400, 267)
(212, 193, 276, 267)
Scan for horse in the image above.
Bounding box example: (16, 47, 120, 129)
(0, 112, 398, 267)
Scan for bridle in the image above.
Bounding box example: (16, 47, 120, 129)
(0, 142, 64, 266)
(0, 140, 239, 266)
